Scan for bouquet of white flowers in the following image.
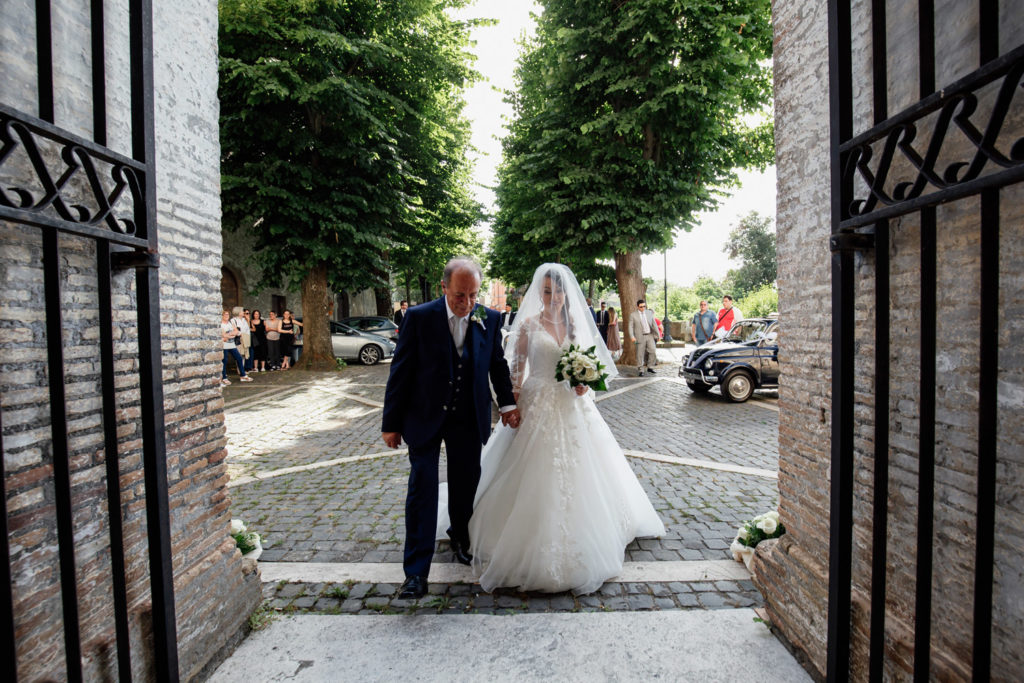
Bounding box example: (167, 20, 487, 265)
(730, 510, 785, 568)
(555, 343, 610, 392)
(231, 518, 262, 559)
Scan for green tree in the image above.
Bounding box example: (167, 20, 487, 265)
(722, 211, 776, 300)
(219, 0, 480, 367)
(735, 282, 778, 317)
(490, 0, 773, 365)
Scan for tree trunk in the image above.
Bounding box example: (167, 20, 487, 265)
(299, 262, 336, 370)
(419, 275, 430, 305)
(339, 291, 350, 319)
(404, 272, 411, 304)
(614, 250, 644, 368)
(374, 286, 391, 317)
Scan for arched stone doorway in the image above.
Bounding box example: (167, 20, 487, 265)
(221, 266, 242, 312)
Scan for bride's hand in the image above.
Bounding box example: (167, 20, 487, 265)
(574, 385, 588, 396)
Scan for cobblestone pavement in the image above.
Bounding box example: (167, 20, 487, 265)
(259, 577, 762, 616)
(223, 353, 779, 613)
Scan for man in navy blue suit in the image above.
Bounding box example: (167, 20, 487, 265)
(382, 259, 520, 599)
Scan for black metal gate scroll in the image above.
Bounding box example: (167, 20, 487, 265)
(0, 0, 178, 680)
(827, 1, 1022, 680)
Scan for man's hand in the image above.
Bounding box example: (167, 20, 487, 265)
(382, 432, 402, 449)
(501, 409, 522, 428)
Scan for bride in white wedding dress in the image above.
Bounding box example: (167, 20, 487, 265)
(467, 263, 665, 594)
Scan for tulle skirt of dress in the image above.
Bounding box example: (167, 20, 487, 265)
(467, 377, 665, 595)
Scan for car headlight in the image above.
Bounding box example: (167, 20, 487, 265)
(704, 359, 713, 369)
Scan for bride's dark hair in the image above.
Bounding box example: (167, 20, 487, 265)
(545, 269, 575, 341)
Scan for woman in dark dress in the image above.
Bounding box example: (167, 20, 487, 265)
(279, 309, 302, 369)
(250, 309, 268, 372)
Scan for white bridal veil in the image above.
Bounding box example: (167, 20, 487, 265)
(504, 263, 618, 390)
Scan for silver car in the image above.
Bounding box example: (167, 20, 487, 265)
(330, 321, 395, 365)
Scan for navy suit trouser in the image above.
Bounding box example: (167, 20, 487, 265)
(403, 412, 482, 579)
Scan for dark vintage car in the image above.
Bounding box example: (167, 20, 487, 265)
(338, 316, 400, 341)
(678, 317, 780, 402)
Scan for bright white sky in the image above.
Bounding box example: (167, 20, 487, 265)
(453, 1, 776, 286)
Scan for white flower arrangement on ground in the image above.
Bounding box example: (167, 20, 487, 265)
(730, 510, 785, 568)
(231, 518, 262, 559)
(555, 343, 609, 392)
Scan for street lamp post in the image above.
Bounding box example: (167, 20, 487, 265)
(662, 250, 673, 342)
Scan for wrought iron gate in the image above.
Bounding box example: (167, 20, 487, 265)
(0, 1, 178, 680)
(827, 1, 1023, 680)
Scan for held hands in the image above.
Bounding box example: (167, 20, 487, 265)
(573, 385, 588, 397)
(501, 408, 522, 429)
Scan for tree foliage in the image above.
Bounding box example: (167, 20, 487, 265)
(219, 0, 482, 366)
(722, 211, 776, 299)
(490, 0, 773, 364)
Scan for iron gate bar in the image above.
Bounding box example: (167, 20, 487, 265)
(0, 412, 16, 680)
(98, 242, 133, 682)
(35, 0, 54, 124)
(913, 207, 937, 682)
(839, 43, 1024, 152)
(826, 1, 854, 682)
(43, 230, 84, 682)
(868, 219, 889, 683)
(91, 0, 106, 148)
(130, 0, 179, 677)
(867, 2, 889, 679)
(90, 1, 132, 675)
(838, 166, 1024, 231)
(0, 104, 151, 247)
(973, 188, 998, 680)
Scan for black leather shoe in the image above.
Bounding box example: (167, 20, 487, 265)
(450, 539, 473, 566)
(399, 575, 428, 599)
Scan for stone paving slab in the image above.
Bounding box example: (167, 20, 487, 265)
(258, 559, 751, 585)
(209, 611, 810, 682)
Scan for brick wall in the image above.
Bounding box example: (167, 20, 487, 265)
(757, 0, 1024, 678)
(1, 0, 261, 679)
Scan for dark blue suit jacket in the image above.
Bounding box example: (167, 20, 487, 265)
(382, 298, 516, 449)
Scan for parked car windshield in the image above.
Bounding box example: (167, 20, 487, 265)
(727, 320, 775, 343)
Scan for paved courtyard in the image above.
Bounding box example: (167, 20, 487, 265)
(222, 350, 781, 617)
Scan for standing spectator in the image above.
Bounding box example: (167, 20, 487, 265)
(714, 295, 743, 338)
(690, 300, 718, 345)
(220, 310, 252, 385)
(250, 309, 268, 372)
(650, 306, 664, 340)
(586, 297, 597, 323)
(596, 301, 609, 342)
(279, 309, 302, 370)
(394, 300, 409, 327)
(242, 308, 253, 371)
(231, 306, 251, 371)
(628, 299, 659, 376)
(265, 311, 281, 370)
(605, 307, 621, 357)
(501, 303, 516, 330)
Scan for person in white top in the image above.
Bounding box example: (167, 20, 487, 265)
(220, 310, 253, 385)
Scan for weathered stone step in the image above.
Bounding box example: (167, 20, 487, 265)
(209, 611, 810, 682)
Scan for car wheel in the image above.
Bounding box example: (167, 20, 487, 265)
(687, 381, 712, 394)
(723, 370, 755, 402)
(359, 345, 381, 365)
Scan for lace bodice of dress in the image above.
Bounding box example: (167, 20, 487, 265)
(510, 317, 572, 392)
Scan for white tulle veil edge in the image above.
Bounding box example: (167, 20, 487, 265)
(504, 263, 619, 389)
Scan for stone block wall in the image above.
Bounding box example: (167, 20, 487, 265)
(757, 0, 1024, 679)
(1, 0, 261, 679)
